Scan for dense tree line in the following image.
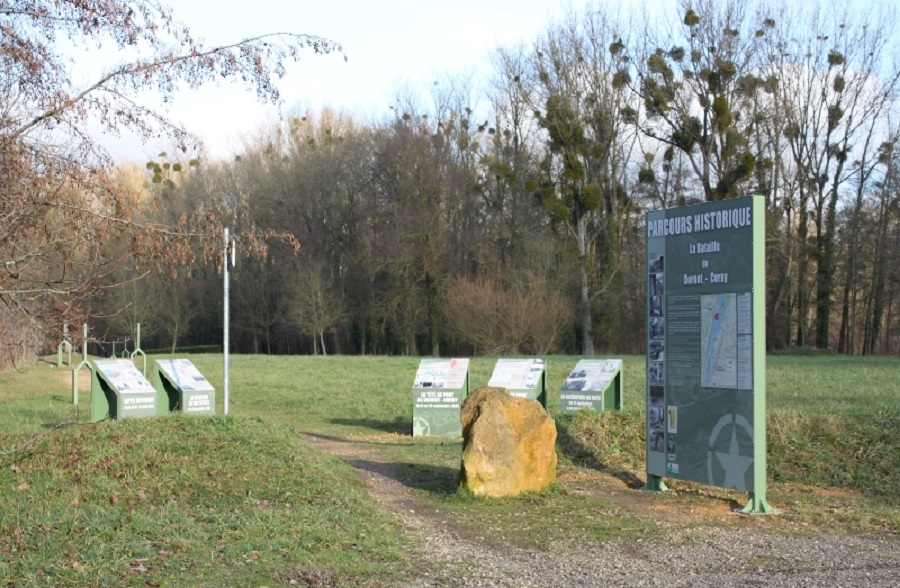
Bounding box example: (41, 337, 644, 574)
(4, 1, 900, 367)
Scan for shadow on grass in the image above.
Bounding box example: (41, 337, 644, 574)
(328, 417, 409, 435)
(554, 418, 645, 490)
(348, 458, 459, 496)
(300, 431, 459, 495)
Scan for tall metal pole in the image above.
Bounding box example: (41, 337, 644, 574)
(223, 227, 230, 416)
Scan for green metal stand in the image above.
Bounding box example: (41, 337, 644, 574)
(71, 324, 90, 405)
(641, 475, 668, 492)
(738, 492, 779, 515)
(130, 323, 147, 375)
(57, 323, 73, 367)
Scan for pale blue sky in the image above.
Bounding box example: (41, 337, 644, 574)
(99, 0, 625, 161)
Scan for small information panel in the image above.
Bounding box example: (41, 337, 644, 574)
(91, 358, 162, 421)
(487, 358, 547, 406)
(645, 196, 771, 513)
(560, 359, 623, 413)
(412, 358, 469, 437)
(154, 359, 216, 415)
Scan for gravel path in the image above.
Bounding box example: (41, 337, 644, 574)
(302, 434, 899, 587)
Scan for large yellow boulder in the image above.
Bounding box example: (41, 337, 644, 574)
(458, 386, 557, 497)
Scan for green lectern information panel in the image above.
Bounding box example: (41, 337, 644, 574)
(412, 358, 469, 437)
(487, 358, 547, 406)
(645, 196, 771, 513)
(91, 358, 162, 422)
(560, 359, 622, 413)
(155, 359, 216, 415)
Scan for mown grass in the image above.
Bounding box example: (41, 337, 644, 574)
(1, 353, 898, 586)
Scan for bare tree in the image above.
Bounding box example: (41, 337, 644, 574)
(777, 3, 900, 349)
(521, 7, 635, 354)
(441, 272, 572, 355)
(286, 260, 345, 355)
(0, 0, 336, 367)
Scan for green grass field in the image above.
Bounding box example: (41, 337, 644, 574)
(1, 353, 898, 586)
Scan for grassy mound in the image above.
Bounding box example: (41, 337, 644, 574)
(555, 407, 900, 501)
(1, 416, 409, 587)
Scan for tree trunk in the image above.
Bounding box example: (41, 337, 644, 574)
(867, 208, 890, 355)
(796, 190, 810, 348)
(576, 216, 594, 355)
(838, 275, 852, 354)
(816, 168, 845, 350)
(426, 271, 440, 358)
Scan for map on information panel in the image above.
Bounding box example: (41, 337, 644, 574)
(700, 293, 737, 389)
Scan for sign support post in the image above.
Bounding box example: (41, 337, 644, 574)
(743, 204, 773, 513)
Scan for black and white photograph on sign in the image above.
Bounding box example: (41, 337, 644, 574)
(649, 340, 665, 361)
(650, 273, 664, 297)
(649, 295, 663, 317)
(649, 429, 665, 452)
(667, 436, 677, 460)
(601, 360, 618, 373)
(649, 385, 664, 406)
(649, 362, 664, 384)
(562, 377, 586, 391)
(413, 366, 448, 388)
(649, 316, 665, 339)
(415, 377, 444, 389)
(649, 253, 664, 273)
(649, 406, 665, 428)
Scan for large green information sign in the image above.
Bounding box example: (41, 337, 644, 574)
(412, 358, 469, 437)
(644, 196, 772, 513)
(560, 359, 623, 413)
(487, 358, 547, 406)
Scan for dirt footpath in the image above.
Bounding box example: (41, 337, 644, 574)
(301, 433, 900, 588)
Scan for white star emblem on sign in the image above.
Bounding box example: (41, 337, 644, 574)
(715, 426, 753, 490)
